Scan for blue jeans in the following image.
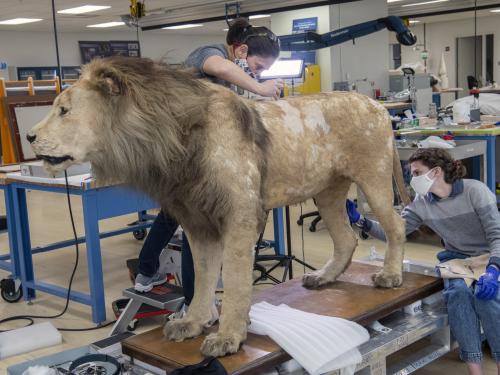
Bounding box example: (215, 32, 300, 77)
(137, 210, 195, 305)
(438, 250, 500, 363)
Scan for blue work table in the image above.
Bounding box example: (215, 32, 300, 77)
(1, 171, 287, 324)
(5, 172, 158, 323)
(397, 127, 500, 199)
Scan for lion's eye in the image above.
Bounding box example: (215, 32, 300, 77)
(59, 106, 69, 116)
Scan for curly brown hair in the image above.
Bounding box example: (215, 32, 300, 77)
(408, 148, 466, 184)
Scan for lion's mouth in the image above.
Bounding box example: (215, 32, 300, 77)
(37, 154, 74, 165)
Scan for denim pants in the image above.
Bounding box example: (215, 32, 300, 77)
(438, 250, 500, 363)
(137, 210, 195, 305)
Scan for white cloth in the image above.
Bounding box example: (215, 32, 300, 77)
(417, 136, 455, 149)
(248, 302, 369, 375)
(448, 94, 500, 116)
(22, 366, 58, 375)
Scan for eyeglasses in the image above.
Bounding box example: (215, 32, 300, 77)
(242, 32, 280, 47)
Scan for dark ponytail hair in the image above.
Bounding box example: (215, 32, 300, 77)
(408, 148, 466, 184)
(226, 17, 280, 58)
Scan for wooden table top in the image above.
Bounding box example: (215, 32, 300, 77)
(122, 262, 443, 375)
(397, 126, 500, 137)
(381, 101, 412, 110)
(439, 88, 463, 93)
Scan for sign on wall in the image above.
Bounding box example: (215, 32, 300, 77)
(291, 17, 318, 65)
(79, 40, 141, 64)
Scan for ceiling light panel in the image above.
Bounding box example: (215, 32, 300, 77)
(402, 0, 449, 7)
(58, 5, 111, 14)
(87, 21, 125, 28)
(0, 18, 43, 25)
(249, 14, 271, 19)
(162, 23, 204, 29)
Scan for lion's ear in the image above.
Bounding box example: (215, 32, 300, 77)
(98, 70, 125, 96)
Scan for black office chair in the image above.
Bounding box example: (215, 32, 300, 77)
(467, 75, 479, 90)
(297, 199, 321, 232)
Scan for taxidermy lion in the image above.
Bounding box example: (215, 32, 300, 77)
(28, 57, 407, 357)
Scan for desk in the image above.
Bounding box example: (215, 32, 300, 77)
(478, 88, 500, 94)
(5, 172, 158, 323)
(2, 171, 287, 323)
(381, 101, 412, 116)
(398, 127, 500, 199)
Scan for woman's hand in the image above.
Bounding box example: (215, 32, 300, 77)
(258, 79, 284, 99)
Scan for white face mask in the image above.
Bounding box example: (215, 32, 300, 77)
(235, 58, 255, 78)
(410, 168, 437, 195)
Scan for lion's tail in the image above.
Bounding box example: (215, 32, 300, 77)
(393, 140, 411, 206)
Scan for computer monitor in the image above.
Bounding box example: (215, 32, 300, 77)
(259, 59, 304, 80)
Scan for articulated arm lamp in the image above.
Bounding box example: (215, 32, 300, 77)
(278, 16, 416, 51)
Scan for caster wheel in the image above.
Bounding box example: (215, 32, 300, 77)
(127, 319, 139, 331)
(309, 225, 316, 232)
(1, 279, 23, 303)
(133, 229, 147, 240)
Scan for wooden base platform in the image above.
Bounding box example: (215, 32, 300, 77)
(122, 262, 443, 374)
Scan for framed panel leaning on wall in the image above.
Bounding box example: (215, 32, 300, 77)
(5, 95, 54, 162)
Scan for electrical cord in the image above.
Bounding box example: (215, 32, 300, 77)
(300, 204, 306, 274)
(0, 171, 115, 332)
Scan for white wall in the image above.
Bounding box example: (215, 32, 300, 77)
(271, 6, 332, 91)
(399, 15, 500, 89)
(0, 29, 223, 79)
(330, 0, 389, 95)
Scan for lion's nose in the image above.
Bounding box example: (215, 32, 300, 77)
(26, 133, 36, 143)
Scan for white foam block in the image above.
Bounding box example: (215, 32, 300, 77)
(0, 322, 62, 359)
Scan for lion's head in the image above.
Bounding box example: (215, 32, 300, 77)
(27, 57, 209, 179)
(27, 78, 110, 173)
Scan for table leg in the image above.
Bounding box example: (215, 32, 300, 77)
(272, 208, 285, 256)
(1, 185, 19, 277)
(471, 155, 481, 182)
(486, 136, 496, 193)
(82, 190, 106, 323)
(11, 186, 35, 300)
(108, 299, 142, 336)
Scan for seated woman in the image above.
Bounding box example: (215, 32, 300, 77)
(347, 148, 500, 375)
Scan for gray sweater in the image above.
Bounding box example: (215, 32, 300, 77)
(366, 179, 500, 265)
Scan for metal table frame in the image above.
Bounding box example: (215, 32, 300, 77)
(0, 184, 21, 278)
(7, 179, 158, 323)
(454, 135, 496, 196)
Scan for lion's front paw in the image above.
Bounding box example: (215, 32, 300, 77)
(302, 271, 333, 289)
(163, 318, 204, 342)
(200, 332, 242, 357)
(372, 271, 402, 288)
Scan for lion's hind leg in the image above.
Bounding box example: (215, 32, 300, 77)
(356, 178, 405, 288)
(302, 176, 357, 288)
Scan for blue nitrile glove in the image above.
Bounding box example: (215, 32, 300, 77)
(475, 265, 500, 300)
(346, 199, 360, 225)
